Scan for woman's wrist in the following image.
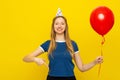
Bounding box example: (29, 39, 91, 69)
(33, 57, 37, 62)
(93, 59, 98, 65)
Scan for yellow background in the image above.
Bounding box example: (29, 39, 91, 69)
(0, 0, 120, 80)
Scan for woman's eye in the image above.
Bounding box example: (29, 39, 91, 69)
(61, 23, 65, 25)
(55, 23, 58, 25)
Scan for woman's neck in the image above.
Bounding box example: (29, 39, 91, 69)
(55, 33, 65, 41)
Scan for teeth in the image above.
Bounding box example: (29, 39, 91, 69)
(57, 28, 62, 31)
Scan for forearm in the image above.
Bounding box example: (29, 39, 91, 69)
(81, 60, 96, 72)
(23, 48, 43, 62)
(23, 56, 35, 62)
(74, 53, 103, 72)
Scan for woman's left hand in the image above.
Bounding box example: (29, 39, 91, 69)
(94, 56, 103, 64)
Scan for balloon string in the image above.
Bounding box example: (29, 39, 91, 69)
(101, 35, 105, 48)
(98, 35, 105, 78)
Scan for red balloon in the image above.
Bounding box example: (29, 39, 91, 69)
(90, 6, 114, 36)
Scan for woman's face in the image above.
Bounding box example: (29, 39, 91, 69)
(54, 17, 66, 34)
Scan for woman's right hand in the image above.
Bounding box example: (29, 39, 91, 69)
(33, 57, 46, 66)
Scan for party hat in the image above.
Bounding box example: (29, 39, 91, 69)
(56, 8, 63, 16)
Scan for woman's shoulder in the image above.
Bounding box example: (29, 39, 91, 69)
(46, 40, 50, 42)
(71, 40, 77, 43)
(71, 40, 78, 45)
(41, 40, 50, 44)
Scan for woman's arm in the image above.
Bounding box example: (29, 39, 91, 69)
(23, 47, 46, 66)
(73, 53, 103, 72)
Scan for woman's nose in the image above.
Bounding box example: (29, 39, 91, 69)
(58, 24, 61, 27)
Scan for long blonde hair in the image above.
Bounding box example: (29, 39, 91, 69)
(48, 16, 74, 57)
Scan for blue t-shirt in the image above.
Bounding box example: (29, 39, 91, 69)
(40, 40, 79, 77)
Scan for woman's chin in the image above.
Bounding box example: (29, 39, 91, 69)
(56, 32, 64, 35)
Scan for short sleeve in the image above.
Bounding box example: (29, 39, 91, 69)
(72, 41, 79, 54)
(39, 40, 50, 52)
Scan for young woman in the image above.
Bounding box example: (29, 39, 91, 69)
(23, 16, 103, 80)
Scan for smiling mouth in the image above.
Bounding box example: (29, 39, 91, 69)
(57, 28, 63, 31)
